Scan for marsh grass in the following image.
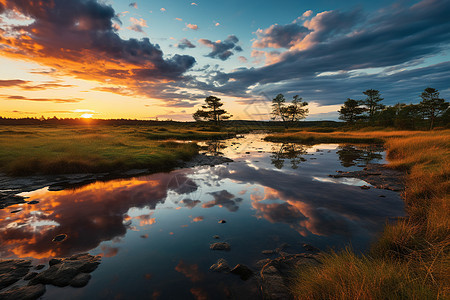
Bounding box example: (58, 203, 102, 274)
(268, 129, 450, 298)
(0, 125, 205, 176)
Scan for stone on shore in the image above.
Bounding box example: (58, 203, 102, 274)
(0, 259, 32, 290)
(210, 258, 230, 272)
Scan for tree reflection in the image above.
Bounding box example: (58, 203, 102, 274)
(336, 145, 383, 167)
(270, 143, 307, 169)
(202, 140, 227, 156)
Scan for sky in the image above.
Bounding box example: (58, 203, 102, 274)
(0, 0, 449, 121)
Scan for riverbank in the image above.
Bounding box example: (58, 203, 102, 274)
(266, 129, 449, 298)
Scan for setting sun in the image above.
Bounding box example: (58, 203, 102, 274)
(80, 113, 93, 119)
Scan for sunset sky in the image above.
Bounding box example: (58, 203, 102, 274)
(0, 0, 449, 121)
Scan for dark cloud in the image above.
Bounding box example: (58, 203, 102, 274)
(202, 190, 242, 212)
(3, 95, 83, 103)
(129, 2, 138, 9)
(0, 0, 195, 83)
(200, 0, 450, 106)
(253, 23, 311, 49)
(177, 38, 196, 50)
(199, 35, 242, 60)
(180, 199, 201, 209)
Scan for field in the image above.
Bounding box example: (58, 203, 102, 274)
(0, 125, 232, 176)
(267, 130, 450, 299)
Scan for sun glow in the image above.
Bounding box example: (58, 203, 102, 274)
(80, 113, 93, 118)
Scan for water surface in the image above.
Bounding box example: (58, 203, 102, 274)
(0, 134, 404, 299)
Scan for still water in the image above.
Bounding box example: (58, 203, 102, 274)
(0, 134, 404, 299)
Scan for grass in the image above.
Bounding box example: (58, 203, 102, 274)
(0, 125, 214, 176)
(265, 129, 450, 299)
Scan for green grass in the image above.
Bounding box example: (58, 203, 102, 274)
(0, 125, 207, 176)
(264, 129, 450, 299)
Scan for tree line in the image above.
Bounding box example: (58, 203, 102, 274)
(338, 88, 449, 130)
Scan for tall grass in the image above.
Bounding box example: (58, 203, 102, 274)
(277, 130, 450, 299)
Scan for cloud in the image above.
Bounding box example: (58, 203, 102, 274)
(198, 35, 243, 60)
(215, 22, 220, 26)
(186, 23, 198, 30)
(175, 17, 182, 21)
(198, 0, 450, 106)
(3, 95, 83, 103)
(127, 17, 148, 33)
(191, 3, 198, 6)
(202, 190, 243, 212)
(238, 56, 248, 63)
(0, 0, 196, 102)
(129, 2, 137, 9)
(176, 38, 196, 49)
(160, 8, 166, 12)
(253, 23, 311, 49)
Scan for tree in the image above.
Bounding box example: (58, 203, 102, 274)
(271, 94, 308, 128)
(192, 96, 232, 125)
(362, 89, 385, 120)
(338, 98, 367, 124)
(418, 87, 449, 130)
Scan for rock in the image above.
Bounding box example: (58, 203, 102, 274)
(48, 258, 61, 266)
(0, 284, 45, 300)
(69, 273, 91, 287)
(0, 259, 32, 289)
(27, 200, 39, 205)
(360, 185, 370, 190)
(258, 253, 321, 300)
(34, 265, 45, 270)
(302, 243, 320, 253)
(218, 219, 226, 224)
(23, 272, 38, 280)
(52, 234, 67, 242)
(262, 250, 276, 255)
(379, 195, 386, 198)
(0, 192, 26, 209)
(275, 243, 290, 252)
(210, 242, 231, 251)
(29, 253, 100, 287)
(230, 264, 253, 281)
(330, 164, 405, 191)
(213, 235, 220, 239)
(210, 258, 230, 272)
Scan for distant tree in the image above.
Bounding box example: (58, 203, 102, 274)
(395, 103, 422, 130)
(338, 98, 367, 124)
(418, 87, 449, 130)
(192, 96, 232, 125)
(362, 89, 385, 120)
(271, 94, 308, 128)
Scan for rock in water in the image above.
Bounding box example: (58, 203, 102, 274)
(69, 273, 91, 287)
(218, 219, 226, 224)
(210, 258, 230, 272)
(29, 253, 101, 287)
(52, 234, 67, 242)
(360, 185, 370, 190)
(0, 284, 45, 300)
(213, 235, 220, 239)
(230, 264, 254, 280)
(0, 259, 32, 290)
(210, 242, 231, 251)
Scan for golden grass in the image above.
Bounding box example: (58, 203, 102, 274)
(272, 129, 450, 299)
